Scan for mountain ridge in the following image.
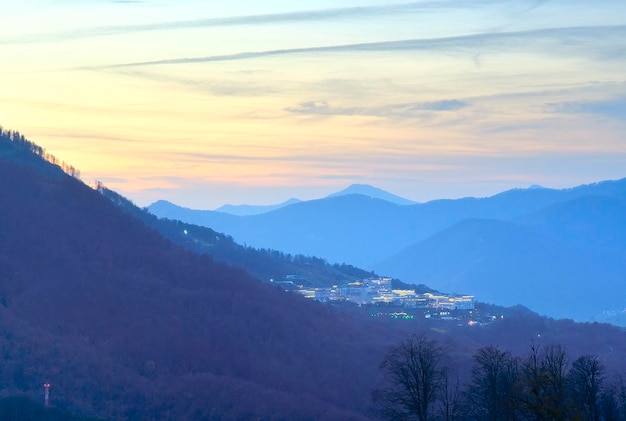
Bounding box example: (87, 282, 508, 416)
(373, 194, 626, 320)
(147, 177, 626, 320)
(152, 182, 415, 216)
(326, 183, 416, 205)
(148, 177, 626, 268)
(215, 197, 302, 216)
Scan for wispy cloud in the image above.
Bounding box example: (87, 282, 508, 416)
(286, 99, 468, 118)
(165, 150, 358, 165)
(8, 0, 526, 44)
(546, 98, 626, 120)
(90, 25, 626, 69)
(318, 174, 367, 181)
(115, 70, 281, 97)
(420, 100, 468, 111)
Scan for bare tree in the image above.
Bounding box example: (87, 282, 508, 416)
(466, 345, 519, 421)
(438, 367, 463, 421)
(372, 333, 446, 421)
(519, 343, 571, 421)
(569, 355, 605, 421)
(599, 376, 626, 421)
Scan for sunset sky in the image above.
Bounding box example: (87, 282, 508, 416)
(1, 0, 625, 209)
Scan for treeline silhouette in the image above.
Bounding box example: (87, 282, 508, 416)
(374, 334, 626, 421)
(0, 128, 80, 179)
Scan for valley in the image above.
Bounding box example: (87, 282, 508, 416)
(2, 128, 626, 420)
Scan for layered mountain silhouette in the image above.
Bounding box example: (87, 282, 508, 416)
(149, 194, 412, 267)
(210, 183, 415, 216)
(215, 197, 302, 216)
(4, 127, 626, 419)
(150, 179, 626, 320)
(375, 194, 626, 320)
(150, 180, 626, 268)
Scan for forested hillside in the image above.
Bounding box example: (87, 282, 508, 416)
(0, 128, 393, 420)
(3, 127, 626, 420)
(0, 396, 103, 421)
(100, 185, 375, 287)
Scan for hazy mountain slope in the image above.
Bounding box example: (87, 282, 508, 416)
(215, 197, 301, 216)
(149, 199, 241, 227)
(101, 186, 375, 287)
(148, 178, 626, 267)
(517, 194, 626, 252)
(150, 194, 418, 266)
(210, 183, 413, 216)
(326, 183, 416, 205)
(0, 132, 392, 420)
(374, 195, 626, 320)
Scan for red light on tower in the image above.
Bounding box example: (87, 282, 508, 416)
(43, 383, 51, 408)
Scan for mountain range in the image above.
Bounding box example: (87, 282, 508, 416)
(149, 179, 626, 321)
(4, 127, 626, 419)
(210, 183, 415, 216)
(215, 197, 302, 216)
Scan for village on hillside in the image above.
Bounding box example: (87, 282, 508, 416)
(272, 276, 499, 325)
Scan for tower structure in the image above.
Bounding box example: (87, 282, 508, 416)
(43, 383, 50, 408)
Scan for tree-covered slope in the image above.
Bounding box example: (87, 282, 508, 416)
(101, 186, 375, 287)
(0, 129, 391, 420)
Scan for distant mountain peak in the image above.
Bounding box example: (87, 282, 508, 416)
(326, 184, 416, 205)
(215, 197, 302, 216)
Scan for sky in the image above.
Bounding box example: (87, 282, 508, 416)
(1, 0, 625, 209)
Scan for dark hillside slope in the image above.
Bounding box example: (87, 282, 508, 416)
(102, 187, 375, 287)
(0, 396, 103, 421)
(0, 133, 390, 420)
